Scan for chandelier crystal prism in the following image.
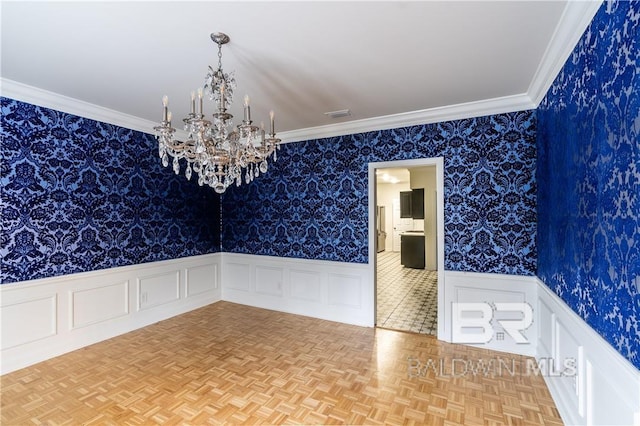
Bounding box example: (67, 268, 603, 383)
(154, 32, 281, 194)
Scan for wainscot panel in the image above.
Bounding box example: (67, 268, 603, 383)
(290, 270, 322, 303)
(254, 266, 284, 297)
(71, 281, 129, 329)
(442, 271, 538, 357)
(536, 279, 640, 426)
(327, 273, 362, 309)
(186, 263, 219, 297)
(224, 262, 251, 292)
(1, 294, 57, 350)
(221, 253, 373, 327)
(0, 253, 221, 374)
(137, 271, 180, 311)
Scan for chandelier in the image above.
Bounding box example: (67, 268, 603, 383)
(154, 32, 281, 194)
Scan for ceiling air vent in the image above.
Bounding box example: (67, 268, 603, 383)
(324, 109, 351, 119)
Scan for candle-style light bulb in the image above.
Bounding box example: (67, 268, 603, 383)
(243, 95, 251, 122)
(167, 111, 172, 126)
(269, 110, 275, 135)
(197, 88, 203, 115)
(162, 95, 169, 122)
(190, 91, 195, 114)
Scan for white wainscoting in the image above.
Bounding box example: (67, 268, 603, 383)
(0, 253, 221, 375)
(221, 253, 374, 327)
(4, 251, 638, 425)
(442, 271, 538, 357)
(536, 279, 640, 426)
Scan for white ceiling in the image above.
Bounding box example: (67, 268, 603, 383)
(1, 1, 600, 142)
(376, 168, 410, 185)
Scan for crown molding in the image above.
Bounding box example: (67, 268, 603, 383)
(277, 94, 535, 144)
(0, 78, 161, 136)
(2, 0, 601, 145)
(1, 77, 533, 144)
(527, 0, 603, 107)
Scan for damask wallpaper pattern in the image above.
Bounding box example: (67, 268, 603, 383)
(0, 98, 221, 284)
(222, 111, 537, 276)
(537, 1, 639, 369)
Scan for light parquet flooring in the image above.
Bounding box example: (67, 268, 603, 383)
(1, 302, 562, 425)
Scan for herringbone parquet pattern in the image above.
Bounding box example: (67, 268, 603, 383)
(0, 302, 562, 425)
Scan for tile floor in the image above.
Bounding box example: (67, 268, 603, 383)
(376, 250, 438, 335)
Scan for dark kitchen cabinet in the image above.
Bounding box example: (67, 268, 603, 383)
(411, 188, 424, 219)
(400, 189, 424, 219)
(401, 234, 425, 269)
(400, 191, 412, 218)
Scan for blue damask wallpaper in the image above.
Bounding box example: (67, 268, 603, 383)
(222, 111, 537, 276)
(0, 98, 221, 284)
(537, 1, 639, 369)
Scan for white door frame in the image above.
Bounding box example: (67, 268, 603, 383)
(368, 157, 445, 339)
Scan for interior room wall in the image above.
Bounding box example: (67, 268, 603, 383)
(536, 0, 639, 370)
(0, 98, 221, 284)
(222, 111, 537, 276)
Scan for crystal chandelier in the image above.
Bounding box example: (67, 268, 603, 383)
(154, 32, 281, 194)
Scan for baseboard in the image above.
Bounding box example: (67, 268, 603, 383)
(221, 253, 374, 327)
(536, 279, 640, 425)
(0, 253, 222, 375)
(442, 271, 538, 357)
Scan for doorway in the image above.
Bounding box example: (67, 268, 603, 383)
(368, 158, 445, 339)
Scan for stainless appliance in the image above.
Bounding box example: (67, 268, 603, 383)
(376, 206, 386, 253)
